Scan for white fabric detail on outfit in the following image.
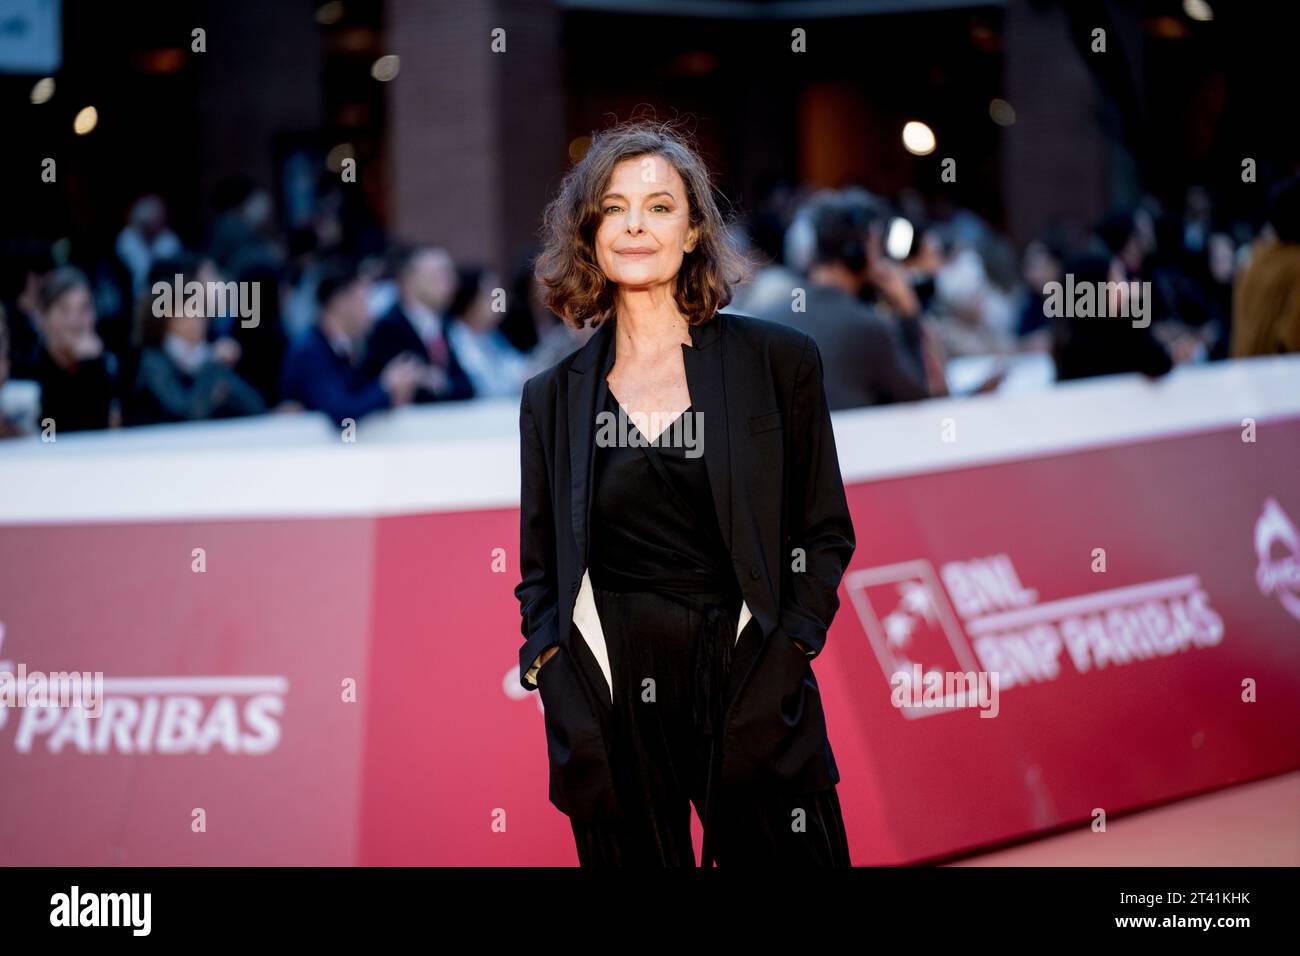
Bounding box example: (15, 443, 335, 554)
(523, 568, 753, 701)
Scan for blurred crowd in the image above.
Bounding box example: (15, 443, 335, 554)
(2, 171, 1298, 440)
(732, 173, 1300, 408)
(0, 183, 585, 439)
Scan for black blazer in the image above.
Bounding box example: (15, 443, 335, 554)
(514, 309, 857, 817)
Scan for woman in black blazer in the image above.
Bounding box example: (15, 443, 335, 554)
(515, 120, 856, 866)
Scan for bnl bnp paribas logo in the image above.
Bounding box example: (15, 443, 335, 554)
(0, 622, 288, 754)
(1254, 497, 1300, 621)
(845, 551, 1225, 720)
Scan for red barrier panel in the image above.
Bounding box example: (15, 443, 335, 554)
(2, 356, 1297, 864)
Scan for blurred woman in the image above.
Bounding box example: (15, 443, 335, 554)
(1015, 238, 1063, 350)
(31, 266, 120, 433)
(445, 265, 529, 398)
(130, 256, 265, 426)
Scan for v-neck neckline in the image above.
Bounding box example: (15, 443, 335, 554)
(605, 388, 692, 445)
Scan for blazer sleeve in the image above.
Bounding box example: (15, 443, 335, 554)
(514, 378, 561, 690)
(779, 334, 857, 658)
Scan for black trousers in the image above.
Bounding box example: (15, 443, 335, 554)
(566, 586, 852, 867)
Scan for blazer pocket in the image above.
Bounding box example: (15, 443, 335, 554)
(748, 409, 783, 435)
(538, 645, 585, 751)
(537, 643, 618, 819)
(722, 629, 827, 785)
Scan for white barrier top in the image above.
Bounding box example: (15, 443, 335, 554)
(1, 355, 1296, 524)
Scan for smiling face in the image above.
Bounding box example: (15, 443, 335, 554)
(593, 154, 699, 294)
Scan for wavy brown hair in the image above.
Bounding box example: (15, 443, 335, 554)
(534, 118, 754, 330)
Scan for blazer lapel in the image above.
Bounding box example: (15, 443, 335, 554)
(681, 312, 731, 553)
(567, 320, 615, 570)
(682, 314, 753, 642)
(569, 312, 731, 569)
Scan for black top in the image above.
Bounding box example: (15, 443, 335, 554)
(588, 386, 741, 609)
(34, 345, 117, 433)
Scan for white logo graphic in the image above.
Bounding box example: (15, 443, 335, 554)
(848, 553, 1226, 717)
(845, 560, 980, 720)
(1254, 497, 1300, 621)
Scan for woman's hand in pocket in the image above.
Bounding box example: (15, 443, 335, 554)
(537, 644, 560, 671)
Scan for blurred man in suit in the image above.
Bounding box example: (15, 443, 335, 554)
(360, 245, 475, 402)
(281, 256, 423, 424)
